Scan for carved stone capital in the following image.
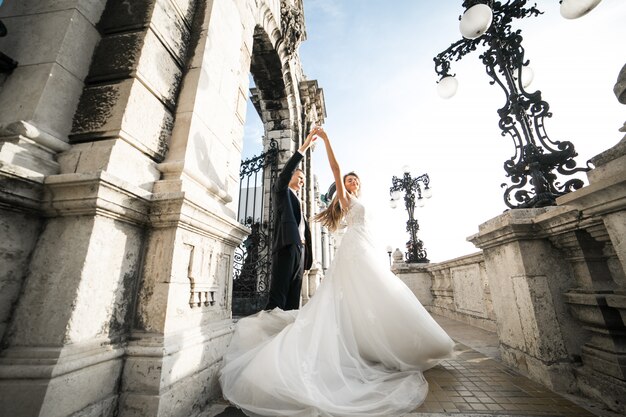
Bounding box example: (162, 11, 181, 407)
(280, 0, 306, 58)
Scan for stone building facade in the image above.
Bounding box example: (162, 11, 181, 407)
(0, 1, 324, 416)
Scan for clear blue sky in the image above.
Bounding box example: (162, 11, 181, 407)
(244, 0, 626, 262)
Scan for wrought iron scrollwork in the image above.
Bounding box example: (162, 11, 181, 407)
(434, 0, 591, 209)
(232, 139, 280, 315)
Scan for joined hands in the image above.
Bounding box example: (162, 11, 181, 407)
(300, 126, 329, 153)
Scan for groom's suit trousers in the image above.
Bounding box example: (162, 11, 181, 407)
(266, 243, 304, 311)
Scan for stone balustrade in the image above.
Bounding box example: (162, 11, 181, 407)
(394, 134, 626, 415)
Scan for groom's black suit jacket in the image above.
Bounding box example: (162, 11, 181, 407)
(273, 151, 313, 271)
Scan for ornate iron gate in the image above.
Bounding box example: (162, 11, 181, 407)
(232, 139, 280, 315)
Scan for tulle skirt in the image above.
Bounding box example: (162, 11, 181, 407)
(219, 224, 455, 416)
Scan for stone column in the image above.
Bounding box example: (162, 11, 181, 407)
(469, 209, 582, 391)
(550, 68, 626, 410)
(0, 3, 126, 416)
(299, 79, 325, 303)
(0, 0, 104, 345)
(116, 0, 255, 415)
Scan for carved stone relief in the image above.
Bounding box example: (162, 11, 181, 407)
(186, 240, 220, 308)
(280, 0, 305, 57)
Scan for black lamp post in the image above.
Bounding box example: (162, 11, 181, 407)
(389, 167, 431, 263)
(433, 0, 599, 209)
(386, 245, 393, 268)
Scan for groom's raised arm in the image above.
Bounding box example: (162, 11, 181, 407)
(273, 131, 317, 192)
(274, 151, 304, 192)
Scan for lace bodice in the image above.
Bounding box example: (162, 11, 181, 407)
(345, 197, 366, 227)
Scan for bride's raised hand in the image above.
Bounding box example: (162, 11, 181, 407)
(315, 127, 329, 142)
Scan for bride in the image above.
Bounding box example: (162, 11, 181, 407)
(219, 127, 455, 417)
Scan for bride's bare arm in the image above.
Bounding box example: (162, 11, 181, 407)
(314, 128, 349, 209)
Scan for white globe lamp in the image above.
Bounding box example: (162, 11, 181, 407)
(459, 3, 493, 39)
(560, 0, 602, 19)
(437, 76, 458, 99)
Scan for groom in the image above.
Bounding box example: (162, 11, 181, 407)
(265, 132, 315, 310)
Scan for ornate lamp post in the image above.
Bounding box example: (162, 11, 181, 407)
(386, 245, 393, 268)
(434, 0, 600, 209)
(389, 166, 432, 263)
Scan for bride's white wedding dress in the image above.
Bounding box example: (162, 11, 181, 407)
(219, 197, 455, 417)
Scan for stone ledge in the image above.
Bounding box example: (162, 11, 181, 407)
(557, 170, 626, 216)
(468, 208, 549, 250)
(0, 340, 124, 379)
(43, 171, 152, 225)
(126, 319, 234, 358)
(156, 161, 234, 204)
(0, 120, 70, 152)
(427, 251, 484, 272)
(0, 165, 45, 211)
(0, 358, 122, 417)
(150, 191, 248, 246)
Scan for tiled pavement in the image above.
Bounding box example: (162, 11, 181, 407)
(412, 343, 594, 416)
(202, 315, 616, 417)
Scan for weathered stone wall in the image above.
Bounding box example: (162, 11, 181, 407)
(0, 0, 324, 416)
(0, 208, 41, 342)
(0, 0, 106, 355)
(393, 251, 496, 332)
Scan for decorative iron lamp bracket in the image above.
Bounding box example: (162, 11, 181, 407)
(434, 0, 591, 209)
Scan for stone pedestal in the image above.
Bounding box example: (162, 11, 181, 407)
(468, 120, 626, 412)
(469, 209, 581, 392)
(0, 172, 150, 417)
(392, 254, 433, 308)
(552, 136, 626, 413)
(119, 190, 247, 417)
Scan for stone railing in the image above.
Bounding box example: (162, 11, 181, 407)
(393, 134, 626, 414)
(392, 251, 496, 332)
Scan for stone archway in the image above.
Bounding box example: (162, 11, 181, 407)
(0, 0, 325, 416)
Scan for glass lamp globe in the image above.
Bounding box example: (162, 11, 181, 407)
(520, 66, 534, 88)
(402, 165, 411, 174)
(423, 187, 433, 199)
(417, 198, 426, 208)
(391, 190, 402, 201)
(459, 3, 493, 39)
(560, 0, 602, 19)
(389, 199, 398, 209)
(386, 245, 393, 253)
(437, 76, 458, 99)
(514, 66, 534, 88)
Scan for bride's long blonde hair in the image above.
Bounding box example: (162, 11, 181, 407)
(314, 172, 360, 232)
